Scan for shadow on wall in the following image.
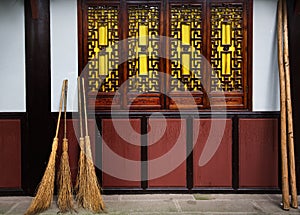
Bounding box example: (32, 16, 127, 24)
(269, 16, 280, 110)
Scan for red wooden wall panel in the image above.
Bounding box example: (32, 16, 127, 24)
(102, 119, 141, 187)
(239, 118, 278, 187)
(148, 119, 186, 187)
(0, 120, 21, 188)
(193, 119, 232, 187)
(57, 119, 95, 184)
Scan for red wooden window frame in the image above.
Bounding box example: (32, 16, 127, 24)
(78, 0, 253, 111)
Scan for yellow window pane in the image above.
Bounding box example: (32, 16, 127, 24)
(181, 23, 191, 45)
(139, 54, 148, 76)
(139, 24, 148, 46)
(182, 53, 190, 75)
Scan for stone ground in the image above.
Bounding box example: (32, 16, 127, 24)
(0, 194, 299, 215)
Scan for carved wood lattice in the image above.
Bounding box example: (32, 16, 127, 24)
(87, 5, 120, 92)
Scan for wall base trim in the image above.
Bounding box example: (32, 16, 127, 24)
(0, 188, 25, 196)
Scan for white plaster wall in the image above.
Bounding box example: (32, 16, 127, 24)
(50, 0, 280, 112)
(0, 0, 26, 112)
(253, 0, 280, 111)
(50, 0, 78, 112)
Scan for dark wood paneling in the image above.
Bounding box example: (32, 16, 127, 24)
(0, 120, 21, 188)
(102, 119, 141, 187)
(239, 119, 278, 188)
(193, 119, 232, 187)
(148, 119, 186, 187)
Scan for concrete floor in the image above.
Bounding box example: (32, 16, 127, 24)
(0, 194, 299, 215)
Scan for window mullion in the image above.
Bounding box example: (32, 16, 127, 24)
(120, 1, 128, 109)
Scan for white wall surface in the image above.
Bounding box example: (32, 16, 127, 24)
(253, 0, 280, 111)
(50, 0, 280, 112)
(50, 0, 78, 112)
(0, 0, 26, 112)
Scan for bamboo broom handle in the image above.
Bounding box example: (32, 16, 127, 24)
(64, 80, 68, 139)
(82, 78, 89, 136)
(277, 0, 290, 210)
(55, 80, 67, 139)
(77, 77, 84, 138)
(283, 0, 298, 208)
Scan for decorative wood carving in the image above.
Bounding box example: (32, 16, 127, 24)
(79, 0, 252, 111)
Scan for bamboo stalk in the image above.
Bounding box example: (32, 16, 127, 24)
(282, 0, 298, 209)
(277, 0, 290, 210)
(25, 80, 66, 215)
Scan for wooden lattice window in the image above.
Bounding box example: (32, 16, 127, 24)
(78, 0, 252, 111)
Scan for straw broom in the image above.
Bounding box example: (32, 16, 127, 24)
(282, 0, 298, 208)
(75, 77, 87, 207)
(57, 80, 75, 213)
(25, 80, 66, 215)
(277, 0, 289, 210)
(82, 77, 105, 212)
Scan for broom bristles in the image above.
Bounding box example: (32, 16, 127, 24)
(83, 135, 105, 212)
(57, 138, 74, 213)
(24, 138, 58, 215)
(75, 137, 86, 206)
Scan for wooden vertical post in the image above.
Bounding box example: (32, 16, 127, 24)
(283, 0, 298, 209)
(277, 0, 290, 210)
(24, 0, 51, 194)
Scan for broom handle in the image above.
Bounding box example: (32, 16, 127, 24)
(55, 80, 66, 139)
(64, 80, 68, 139)
(277, 0, 289, 210)
(283, 0, 298, 208)
(82, 78, 89, 136)
(78, 77, 84, 138)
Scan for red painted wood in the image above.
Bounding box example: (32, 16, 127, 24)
(0, 120, 21, 188)
(102, 119, 141, 187)
(193, 119, 232, 187)
(239, 118, 278, 187)
(57, 119, 95, 184)
(148, 119, 186, 187)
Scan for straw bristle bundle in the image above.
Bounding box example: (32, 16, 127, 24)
(24, 138, 58, 215)
(75, 137, 86, 206)
(83, 136, 105, 212)
(57, 138, 74, 213)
